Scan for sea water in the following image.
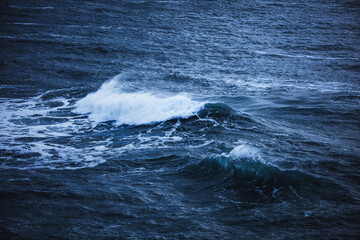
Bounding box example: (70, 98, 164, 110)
(0, 0, 359, 239)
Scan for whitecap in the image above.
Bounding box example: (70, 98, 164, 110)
(74, 75, 206, 125)
(229, 144, 259, 159)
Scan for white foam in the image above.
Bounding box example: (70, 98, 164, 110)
(0, 94, 106, 170)
(230, 144, 258, 158)
(74, 76, 206, 125)
(0, 141, 106, 170)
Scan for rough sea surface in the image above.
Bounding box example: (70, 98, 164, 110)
(1, 0, 359, 239)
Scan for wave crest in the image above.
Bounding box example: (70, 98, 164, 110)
(181, 144, 326, 202)
(74, 76, 206, 125)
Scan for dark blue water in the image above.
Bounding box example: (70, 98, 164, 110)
(1, 0, 360, 239)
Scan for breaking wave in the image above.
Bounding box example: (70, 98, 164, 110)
(74, 76, 207, 125)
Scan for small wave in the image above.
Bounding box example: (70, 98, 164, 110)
(198, 103, 235, 119)
(11, 23, 40, 26)
(74, 75, 207, 125)
(254, 50, 358, 61)
(0, 36, 16, 39)
(9, 5, 54, 10)
(182, 144, 324, 202)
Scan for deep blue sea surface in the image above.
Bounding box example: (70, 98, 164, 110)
(1, 0, 360, 239)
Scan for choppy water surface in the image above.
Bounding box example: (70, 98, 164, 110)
(1, 0, 359, 239)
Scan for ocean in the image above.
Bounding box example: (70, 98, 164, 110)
(0, 0, 359, 239)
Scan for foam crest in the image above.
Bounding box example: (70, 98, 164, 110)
(229, 144, 259, 159)
(74, 78, 206, 125)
